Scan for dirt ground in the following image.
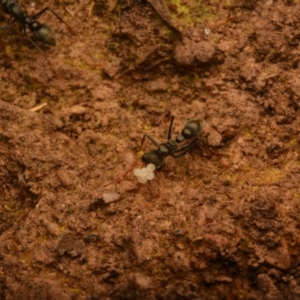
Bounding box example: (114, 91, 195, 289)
(0, 0, 300, 299)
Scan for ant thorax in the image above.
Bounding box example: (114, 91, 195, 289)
(158, 140, 178, 156)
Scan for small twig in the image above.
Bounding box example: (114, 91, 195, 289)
(147, 0, 183, 35)
(143, 57, 170, 71)
(64, 6, 75, 18)
(115, 45, 161, 78)
(208, 14, 232, 32)
(104, 160, 142, 187)
(29, 102, 48, 112)
(87, 2, 94, 18)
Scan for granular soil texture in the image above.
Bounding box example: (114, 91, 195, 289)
(0, 0, 300, 299)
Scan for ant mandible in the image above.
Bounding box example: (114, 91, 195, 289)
(141, 116, 204, 170)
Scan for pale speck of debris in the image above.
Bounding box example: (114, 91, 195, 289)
(204, 28, 211, 36)
(102, 192, 121, 203)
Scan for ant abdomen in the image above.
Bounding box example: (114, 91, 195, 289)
(31, 23, 56, 45)
(176, 119, 203, 143)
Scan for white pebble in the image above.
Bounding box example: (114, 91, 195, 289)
(137, 176, 148, 183)
(134, 168, 142, 176)
(204, 28, 211, 36)
(134, 164, 156, 183)
(102, 192, 120, 203)
(146, 171, 154, 180)
(139, 168, 148, 176)
(146, 163, 156, 172)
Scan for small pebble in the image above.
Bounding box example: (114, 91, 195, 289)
(137, 176, 148, 184)
(102, 193, 120, 203)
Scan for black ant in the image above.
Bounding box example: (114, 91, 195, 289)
(104, 116, 203, 187)
(141, 116, 204, 170)
(0, 0, 75, 68)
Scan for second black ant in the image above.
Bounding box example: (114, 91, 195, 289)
(0, 0, 75, 68)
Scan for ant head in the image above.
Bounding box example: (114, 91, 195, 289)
(142, 150, 164, 170)
(31, 23, 56, 46)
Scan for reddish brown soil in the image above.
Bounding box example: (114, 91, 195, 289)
(1, 0, 300, 299)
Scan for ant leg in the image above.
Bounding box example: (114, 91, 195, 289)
(23, 29, 58, 76)
(0, 20, 17, 30)
(140, 134, 146, 150)
(166, 116, 175, 140)
(32, 7, 76, 35)
(172, 151, 189, 158)
(0, 21, 18, 57)
(0, 36, 4, 57)
(173, 138, 198, 157)
(140, 134, 160, 150)
(104, 159, 142, 187)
